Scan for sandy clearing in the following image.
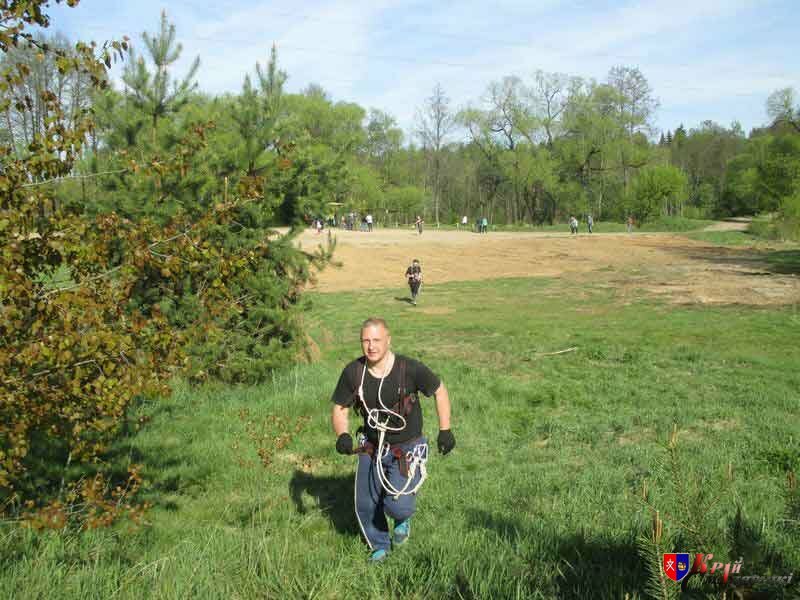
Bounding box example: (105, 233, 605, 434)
(296, 226, 800, 306)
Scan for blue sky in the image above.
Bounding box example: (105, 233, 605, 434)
(46, 0, 799, 140)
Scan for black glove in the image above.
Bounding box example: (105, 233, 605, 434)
(437, 429, 455, 455)
(336, 433, 354, 455)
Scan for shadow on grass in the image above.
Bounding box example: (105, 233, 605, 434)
(671, 244, 800, 277)
(760, 249, 800, 275)
(288, 470, 359, 536)
(394, 296, 414, 305)
(466, 509, 649, 599)
(102, 440, 210, 512)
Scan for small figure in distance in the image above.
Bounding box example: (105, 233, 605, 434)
(587, 213, 594, 234)
(414, 215, 424, 235)
(569, 215, 578, 235)
(627, 215, 634, 233)
(405, 259, 423, 306)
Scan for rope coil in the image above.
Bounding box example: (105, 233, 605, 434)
(357, 358, 428, 499)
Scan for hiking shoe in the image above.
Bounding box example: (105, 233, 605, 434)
(393, 519, 411, 546)
(368, 549, 389, 563)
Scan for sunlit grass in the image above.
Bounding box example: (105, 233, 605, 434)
(2, 271, 799, 599)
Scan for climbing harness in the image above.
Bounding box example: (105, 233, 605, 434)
(353, 356, 428, 499)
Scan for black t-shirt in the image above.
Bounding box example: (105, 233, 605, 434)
(406, 265, 421, 283)
(331, 354, 441, 444)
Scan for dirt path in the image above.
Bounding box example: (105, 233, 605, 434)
(702, 217, 752, 232)
(297, 225, 800, 306)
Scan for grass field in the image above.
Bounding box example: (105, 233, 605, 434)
(2, 230, 800, 599)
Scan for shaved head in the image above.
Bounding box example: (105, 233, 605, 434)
(361, 317, 389, 335)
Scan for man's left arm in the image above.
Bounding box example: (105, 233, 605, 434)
(433, 382, 455, 455)
(415, 361, 455, 455)
(434, 383, 451, 431)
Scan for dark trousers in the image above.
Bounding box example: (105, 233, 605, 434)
(409, 280, 421, 299)
(354, 437, 427, 551)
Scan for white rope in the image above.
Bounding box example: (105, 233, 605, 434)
(357, 355, 428, 499)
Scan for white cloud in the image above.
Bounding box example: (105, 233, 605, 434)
(51, 0, 797, 134)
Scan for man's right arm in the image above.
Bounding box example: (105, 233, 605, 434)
(332, 403, 349, 436)
(331, 366, 355, 454)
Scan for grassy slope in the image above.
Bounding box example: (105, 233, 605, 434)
(2, 270, 799, 598)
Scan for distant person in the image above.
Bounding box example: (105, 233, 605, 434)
(315, 218, 323, 235)
(460, 215, 468, 230)
(587, 214, 594, 234)
(405, 259, 423, 305)
(366, 213, 373, 232)
(415, 215, 424, 235)
(480, 216, 488, 234)
(627, 215, 634, 233)
(569, 216, 578, 235)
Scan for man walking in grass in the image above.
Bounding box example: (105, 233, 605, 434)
(405, 258, 423, 306)
(331, 318, 455, 563)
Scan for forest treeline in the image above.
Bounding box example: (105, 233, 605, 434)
(1, 4, 798, 518)
(3, 12, 799, 233)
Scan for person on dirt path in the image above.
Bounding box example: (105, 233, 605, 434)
(405, 259, 423, 305)
(481, 216, 488, 233)
(366, 213, 373, 232)
(587, 214, 594, 234)
(414, 215, 424, 235)
(331, 317, 455, 563)
(627, 215, 634, 233)
(569, 216, 578, 234)
(460, 215, 468, 230)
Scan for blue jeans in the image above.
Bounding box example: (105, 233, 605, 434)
(354, 437, 427, 551)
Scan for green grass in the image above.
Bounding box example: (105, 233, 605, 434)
(636, 216, 715, 232)
(684, 230, 761, 246)
(2, 273, 799, 599)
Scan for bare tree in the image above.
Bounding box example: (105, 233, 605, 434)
(767, 87, 800, 132)
(0, 33, 92, 156)
(416, 83, 454, 225)
(526, 70, 574, 147)
(607, 65, 659, 138)
(607, 66, 659, 192)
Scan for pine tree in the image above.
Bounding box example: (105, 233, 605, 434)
(122, 10, 199, 144)
(673, 124, 687, 147)
(233, 45, 287, 177)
